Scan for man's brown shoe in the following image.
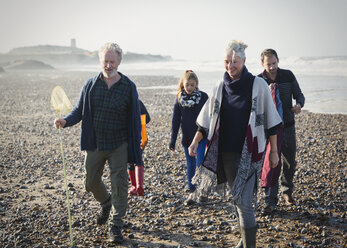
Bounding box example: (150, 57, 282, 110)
(283, 194, 295, 205)
(97, 197, 111, 225)
(109, 225, 124, 243)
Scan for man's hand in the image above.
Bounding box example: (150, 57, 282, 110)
(291, 104, 302, 114)
(54, 118, 66, 129)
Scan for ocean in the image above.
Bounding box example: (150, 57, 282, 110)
(68, 56, 347, 115)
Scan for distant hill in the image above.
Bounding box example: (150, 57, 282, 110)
(123, 52, 172, 62)
(8, 45, 89, 55)
(0, 45, 172, 67)
(3, 60, 54, 71)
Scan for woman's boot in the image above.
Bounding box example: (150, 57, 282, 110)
(240, 226, 257, 248)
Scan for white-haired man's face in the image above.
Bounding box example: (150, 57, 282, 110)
(100, 50, 121, 79)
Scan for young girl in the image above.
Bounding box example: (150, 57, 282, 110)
(169, 70, 208, 193)
(128, 100, 150, 196)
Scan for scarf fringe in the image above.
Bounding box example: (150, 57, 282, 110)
(191, 166, 227, 201)
(191, 162, 261, 206)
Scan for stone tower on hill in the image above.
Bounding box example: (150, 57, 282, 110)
(70, 39, 76, 48)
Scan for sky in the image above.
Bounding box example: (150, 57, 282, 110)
(1, 0, 346, 61)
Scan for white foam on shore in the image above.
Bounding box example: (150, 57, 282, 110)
(119, 56, 347, 77)
(137, 85, 177, 90)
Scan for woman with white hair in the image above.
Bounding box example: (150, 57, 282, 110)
(188, 40, 282, 247)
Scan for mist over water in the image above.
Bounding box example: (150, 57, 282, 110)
(64, 56, 347, 114)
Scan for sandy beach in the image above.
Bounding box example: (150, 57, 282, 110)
(0, 70, 346, 247)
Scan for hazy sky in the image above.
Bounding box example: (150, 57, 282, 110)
(1, 0, 346, 60)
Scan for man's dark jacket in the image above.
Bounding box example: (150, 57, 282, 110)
(64, 72, 143, 165)
(259, 68, 305, 127)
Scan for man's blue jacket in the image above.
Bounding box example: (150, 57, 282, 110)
(64, 72, 143, 165)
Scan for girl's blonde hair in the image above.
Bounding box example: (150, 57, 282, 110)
(176, 70, 199, 97)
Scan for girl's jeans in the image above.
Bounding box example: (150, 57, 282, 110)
(183, 139, 207, 190)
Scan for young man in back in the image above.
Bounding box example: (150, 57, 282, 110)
(259, 49, 305, 214)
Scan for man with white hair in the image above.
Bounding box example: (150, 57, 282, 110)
(54, 42, 142, 243)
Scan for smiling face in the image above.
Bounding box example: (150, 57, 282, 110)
(224, 51, 245, 80)
(100, 50, 121, 79)
(262, 55, 279, 78)
(183, 79, 198, 95)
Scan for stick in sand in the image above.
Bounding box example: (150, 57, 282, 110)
(50, 86, 74, 246)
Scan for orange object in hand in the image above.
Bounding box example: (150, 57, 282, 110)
(140, 114, 147, 150)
